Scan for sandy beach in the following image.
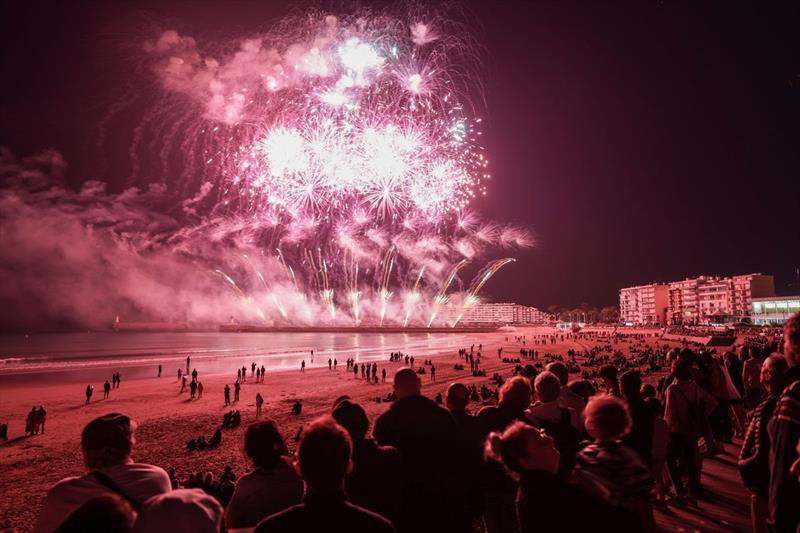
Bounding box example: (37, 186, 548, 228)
(0, 326, 748, 532)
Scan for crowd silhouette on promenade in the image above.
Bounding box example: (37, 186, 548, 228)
(20, 312, 800, 532)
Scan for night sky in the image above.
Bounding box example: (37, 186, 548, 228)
(1, 1, 798, 310)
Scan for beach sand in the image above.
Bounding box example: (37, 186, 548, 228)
(0, 327, 750, 532)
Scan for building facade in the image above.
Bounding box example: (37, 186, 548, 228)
(619, 283, 669, 325)
(751, 296, 800, 325)
(623, 273, 775, 325)
(439, 302, 553, 325)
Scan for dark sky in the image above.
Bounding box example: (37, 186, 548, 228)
(1, 1, 798, 310)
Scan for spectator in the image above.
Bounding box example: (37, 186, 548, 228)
(445, 383, 484, 525)
(620, 370, 655, 465)
(134, 489, 223, 533)
(525, 371, 583, 475)
(254, 416, 394, 533)
(546, 362, 586, 416)
(664, 361, 718, 504)
(54, 495, 136, 533)
(374, 368, 461, 533)
(599, 365, 621, 397)
(571, 395, 655, 532)
(477, 376, 532, 436)
(486, 421, 641, 533)
(332, 399, 401, 522)
(767, 312, 800, 532)
(34, 413, 171, 533)
(743, 347, 767, 408)
(739, 354, 788, 533)
(226, 421, 303, 530)
(476, 376, 533, 533)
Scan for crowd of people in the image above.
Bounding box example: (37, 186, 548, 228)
(26, 312, 800, 533)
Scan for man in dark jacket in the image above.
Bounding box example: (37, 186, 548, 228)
(620, 370, 655, 465)
(373, 368, 462, 533)
(254, 416, 394, 533)
(768, 312, 800, 533)
(332, 399, 402, 523)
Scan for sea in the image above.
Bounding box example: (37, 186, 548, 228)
(0, 331, 486, 384)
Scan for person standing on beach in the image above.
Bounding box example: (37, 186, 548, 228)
(180, 375, 187, 393)
(256, 393, 264, 418)
(242, 366, 248, 382)
(178, 368, 182, 381)
(353, 363, 358, 379)
(329, 358, 333, 370)
(261, 365, 266, 382)
(116, 372, 121, 389)
(103, 380, 111, 399)
(85, 385, 94, 404)
(224, 384, 231, 406)
(235, 380, 241, 403)
(191, 368, 198, 382)
(197, 381, 204, 399)
(189, 379, 197, 399)
(430, 364, 436, 382)
(157, 364, 162, 377)
(252, 362, 256, 378)
(186, 356, 191, 374)
(301, 360, 306, 372)
(382, 368, 387, 383)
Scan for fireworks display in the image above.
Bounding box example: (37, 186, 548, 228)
(129, 5, 532, 326)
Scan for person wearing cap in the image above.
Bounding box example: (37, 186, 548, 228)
(34, 413, 171, 533)
(134, 488, 223, 533)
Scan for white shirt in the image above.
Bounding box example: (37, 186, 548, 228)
(34, 462, 171, 533)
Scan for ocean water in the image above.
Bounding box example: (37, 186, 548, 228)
(0, 331, 481, 384)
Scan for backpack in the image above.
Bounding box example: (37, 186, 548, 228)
(672, 384, 706, 437)
(533, 408, 582, 475)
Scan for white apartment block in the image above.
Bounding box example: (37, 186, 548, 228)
(662, 273, 774, 324)
(619, 283, 669, 325)
(439, 302, 553, 325)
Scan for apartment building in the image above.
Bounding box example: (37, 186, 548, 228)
(619, 283, 669, 325)
(439, 302, 553, 325)
(623, 273, 775, 325)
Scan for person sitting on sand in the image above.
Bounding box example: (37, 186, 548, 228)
(226, 421, 304, 530)
(34, 413, 171, 533)
(253, 416, 394, 533)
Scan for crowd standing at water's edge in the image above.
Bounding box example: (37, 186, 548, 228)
(13, 312, 800, 533)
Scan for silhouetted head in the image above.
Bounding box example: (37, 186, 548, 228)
(55, 494, 135, 533)
(784, 312, 800, 367)
(486, 421, 559, 477)
(620, 370, 642, 400)
(584, 395, 631, 442)
(545, 362, 568, 386)
(297, 416, 352, 493)
(760, 354, 789, 393)
(332, 400, 369, 441)
(533, 372, 560, 403)
(499, 376, 532, 411)
(393, 367, 421, 399)
(81, 413, 135, 470)
(446, 382, 470, 411)
(243, 420, 286, 470)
